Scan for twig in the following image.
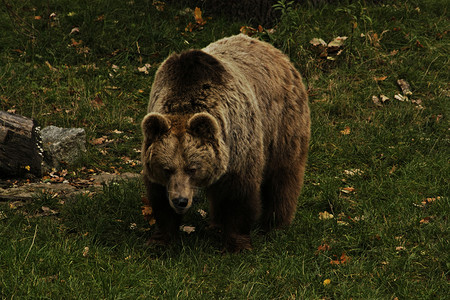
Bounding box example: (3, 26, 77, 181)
(22, 224, 38, 266)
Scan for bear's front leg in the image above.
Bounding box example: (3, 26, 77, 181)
(144, 179, 181, 245)
(208, 177, 261, 252)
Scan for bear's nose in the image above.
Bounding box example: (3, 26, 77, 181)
(172, 197, 189, 209)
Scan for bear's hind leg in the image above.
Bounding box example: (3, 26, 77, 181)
(207, 176, 261, 252)
(260, 160, 306, 232)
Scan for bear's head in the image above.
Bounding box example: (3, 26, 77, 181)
(141, 112, 229, 214)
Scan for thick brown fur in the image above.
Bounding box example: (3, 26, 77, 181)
(141, 34, 310, 252)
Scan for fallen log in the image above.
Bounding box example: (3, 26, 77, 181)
(0, 111, 43, 178)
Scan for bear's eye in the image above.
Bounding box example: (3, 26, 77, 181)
(185, 167, 197, 176)
(163, 167, 175, 176)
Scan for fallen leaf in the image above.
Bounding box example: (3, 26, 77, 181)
(343, 169, 363, 176)
(327, 36, 347, 52)
(319, 211, 334, 220)
(330, 252, 350, 265)
(197, 209, 207, 218)
(380, 94, 389, 103)
(82, 246, 89, 257)
(340, 126, 351, 135)
(180, 225, 195, 234)
(323, 279, 331, 286)
(372, 95, 382, 107)
(373, 76, 387, 82)
(34, 16, 42, 20)
(394, 94, 408, 102)
(70, 27, 79, 34)
(397, 79, 412, 95)
(389, 165, 397, 174)
(316, 243, 331, 253)
(91, 93, 104, 108)
(152, 0, 165, 11)
(309, 38, 327, 47)
(194, 7, 207, 26)
(419, 216, 436, 224)
(341, 187, 355, 194)
(240, 26, 258, 36)
(90, 136, 107, 145)
(395, 246, 405, 251)
(138, 64, 151, 74)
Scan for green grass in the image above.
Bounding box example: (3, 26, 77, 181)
(0, 0, 449, 298)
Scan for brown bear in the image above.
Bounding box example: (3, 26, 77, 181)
(141, 34, 310, 252)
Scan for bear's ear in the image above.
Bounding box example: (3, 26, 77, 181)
(141, 113, 170, 144)
(187, 112, 219, 142)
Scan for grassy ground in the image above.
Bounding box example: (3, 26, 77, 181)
(0, 0, 449, 298)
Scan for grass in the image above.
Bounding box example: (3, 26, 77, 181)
(0, 0, 449, 298)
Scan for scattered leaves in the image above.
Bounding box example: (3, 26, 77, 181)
(343, 169, 363, 176)
(152, 0, 165, 11)
(138, 64, 151, 75)
(240, 25, 264, 36)
(310, 36, 347, 59)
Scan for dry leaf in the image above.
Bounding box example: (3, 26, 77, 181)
(90, 136, 107, 145)
(197, 209, 207, 218)
(344, 169, 363, 176)
(323, 279, 331, 286)
(91, 94, 104, 108)
(319, 211, 334, 220)
(341, 187, 355, 193)
(394, 94, 408, 102)
(330, 252, 350, 265)
(395, 246, 405, 251)
(327, 36, 347, 52)
(240, 26, 258, 36)
(373, 76, 387, 82)
(380, 94, 389, 103)
(397, 79, 412, 95)
(194, 7, 207, 26)
(316, 243, 331, 253)
(82, 246, 89, 257)
(180, 225, 195, 234)
(138, 64, 151, 75)
(340, 126, 351, 135)
(372, 95, 382, 107)
(310, 38, 327, 47)
(70, 27, 79, 34)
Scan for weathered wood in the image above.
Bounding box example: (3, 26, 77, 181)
(0, 111, 43, 178)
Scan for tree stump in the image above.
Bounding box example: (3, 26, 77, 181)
(0, 111, 43, 178)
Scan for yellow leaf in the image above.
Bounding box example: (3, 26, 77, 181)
(319, 211, 334, 220)
(340, 126, 351, 135)
(194, 7, 206, 26)
(323, 279, 331, 286)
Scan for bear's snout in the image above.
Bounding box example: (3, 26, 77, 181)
(172, 197, 189, 209)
